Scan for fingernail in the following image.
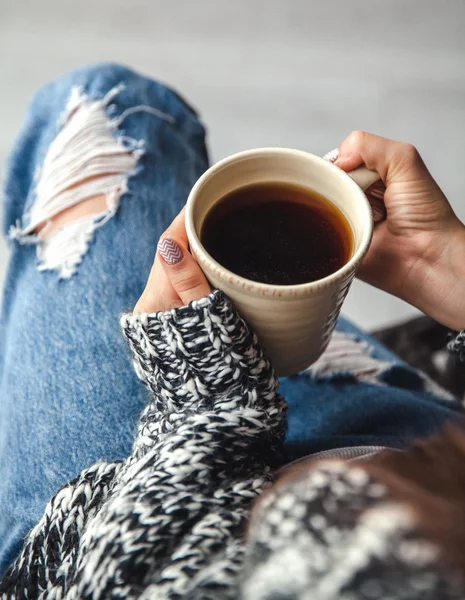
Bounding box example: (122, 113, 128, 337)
(158, 237, 183, 265)
(323, 148, 339, 163)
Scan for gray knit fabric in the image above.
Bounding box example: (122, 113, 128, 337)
(0, 290, 463, 599)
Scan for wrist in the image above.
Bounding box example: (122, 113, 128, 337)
(402, 223, 465, 330)
(122, 290, 277, 409)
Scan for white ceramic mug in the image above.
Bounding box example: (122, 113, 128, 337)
(185, 148, 378, 377)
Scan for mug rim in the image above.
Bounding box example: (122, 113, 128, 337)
(185, 147, 374, 297)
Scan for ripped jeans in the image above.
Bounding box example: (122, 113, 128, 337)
(0, 64, 462, 575)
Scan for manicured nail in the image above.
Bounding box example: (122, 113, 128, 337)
(158, 237, 183, 265)
(323, 148, 339, 163)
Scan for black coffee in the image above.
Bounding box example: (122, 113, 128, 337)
(200, 182, 352, 285)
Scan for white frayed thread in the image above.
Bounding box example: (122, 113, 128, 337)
(112, 105, 175, 127)
(35, 186, 124, 279)
(8, 83, 149, 279)
(306, 330, 394, 382)
(306, 330, 455, 401)
(21, 83, 140, 233)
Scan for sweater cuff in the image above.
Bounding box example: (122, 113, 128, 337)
(120, 290, 277, 412)
(448, 329, 465, 361)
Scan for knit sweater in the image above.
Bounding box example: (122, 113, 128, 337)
(1, 291, 464, 600)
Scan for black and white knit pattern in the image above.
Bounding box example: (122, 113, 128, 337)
(0, 290, 286, 599)
(242, 461, 464, 600)
(448, 329, 465, 361)
(0, 290, 463, 599)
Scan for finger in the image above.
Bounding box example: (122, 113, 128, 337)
(157, 235, 211, 305)
(334, 131, 431, 186)
(134, 258, 182, 313)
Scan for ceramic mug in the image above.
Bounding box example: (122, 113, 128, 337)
(185, 148, 378, 377)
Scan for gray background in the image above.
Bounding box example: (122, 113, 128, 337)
(1, 0, 464, 329)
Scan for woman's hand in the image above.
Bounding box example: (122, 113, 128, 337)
(134, 209, 211, 313)
(333, 131, 465, 331)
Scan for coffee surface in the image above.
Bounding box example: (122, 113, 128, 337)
(201, 182, 352, 286)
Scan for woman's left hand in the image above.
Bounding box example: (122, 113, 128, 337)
(134, 209, 211, 313)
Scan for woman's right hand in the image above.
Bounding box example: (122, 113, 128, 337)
(333, 131, 465, 331)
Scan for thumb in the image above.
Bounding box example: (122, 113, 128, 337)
(157, 237, 211, 306)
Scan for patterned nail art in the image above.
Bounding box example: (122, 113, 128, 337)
(158, 237, 183, 265)
(323, 148, 339, 163)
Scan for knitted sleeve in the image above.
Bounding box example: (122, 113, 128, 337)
(120, 289, 286, 459)
(0, 461, 121, 598)
(1, 290, 287, 600)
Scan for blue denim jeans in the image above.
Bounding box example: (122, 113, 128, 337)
(0, 63, 462, 575)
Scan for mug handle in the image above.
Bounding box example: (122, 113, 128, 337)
(346, 166, 386, 223)
(346, 165, 380, 190)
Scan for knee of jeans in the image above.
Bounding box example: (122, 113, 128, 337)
(33, 63, 201, 133)
(7, 67, 182, 280)
(33, 63, 162, 109)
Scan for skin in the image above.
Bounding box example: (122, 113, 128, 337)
(336, 131, 465, 331)
(138, 132, 465, 331)
(134, 208, 211, 313)
(39, 132, 465, 330)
